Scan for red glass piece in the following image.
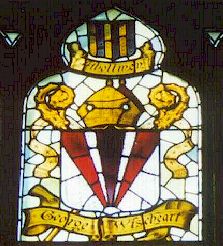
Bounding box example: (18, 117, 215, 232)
(96, 129, 125, 206)
(122, 157, 145, 182)
(61, 132, 88, 157)
(115, 131, 159, 205)
(61, 131, 106, 206)
(115, 181, 129, 204)
(131, 132, 160, 158)
(92, 183, 107, 205)
(73, 156, 98, 184)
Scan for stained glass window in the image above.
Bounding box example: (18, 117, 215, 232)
(18, 8, 202, 242)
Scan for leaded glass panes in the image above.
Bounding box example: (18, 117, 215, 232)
(18, 8, 202, 242)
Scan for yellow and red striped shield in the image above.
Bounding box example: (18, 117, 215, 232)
(88, 21, 136, 61)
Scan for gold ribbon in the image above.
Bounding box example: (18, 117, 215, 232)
(148, 83, 193, 178)
(23, 208, 100, 238)
(29, 84, 75, 178)
(23, 200, 196, 241)
(69, 42, 155, 76)
(29, 118, 59, 178)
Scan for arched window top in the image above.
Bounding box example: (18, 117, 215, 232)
(18, 8, 202, 242)
(61, 7, 165, 68)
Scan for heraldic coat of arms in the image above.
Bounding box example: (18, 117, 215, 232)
(18, 8, 202, 242)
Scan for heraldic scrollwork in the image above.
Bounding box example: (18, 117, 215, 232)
(18, 8, 202, 242)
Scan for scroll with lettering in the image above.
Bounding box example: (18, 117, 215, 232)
(69, 41, 155, 76)
(23, 200, 196, 241)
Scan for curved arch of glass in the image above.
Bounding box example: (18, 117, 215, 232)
(18, 8, 202, 242)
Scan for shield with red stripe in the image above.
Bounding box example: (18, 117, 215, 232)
(61, 128, 160, 209)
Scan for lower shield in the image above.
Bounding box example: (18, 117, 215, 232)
(61, 128, 160, 211)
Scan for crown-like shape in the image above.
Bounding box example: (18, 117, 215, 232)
(61, 8, 166, 71)
(77, 84, 141, 128)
